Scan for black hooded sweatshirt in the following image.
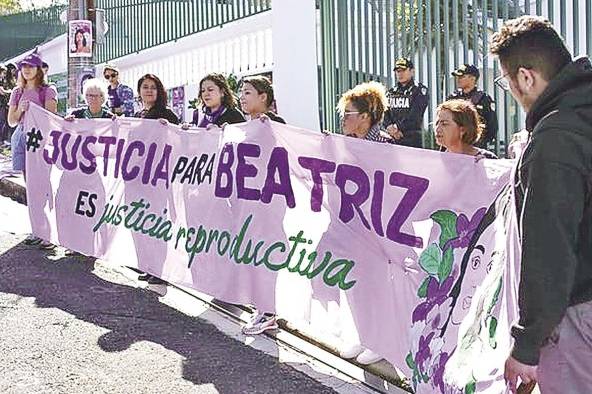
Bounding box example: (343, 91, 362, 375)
(511, 58, 592, 365)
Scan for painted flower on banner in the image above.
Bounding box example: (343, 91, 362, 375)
(444, 208, 487, 251)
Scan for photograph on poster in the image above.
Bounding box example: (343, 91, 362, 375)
(69, 20, 92, 58)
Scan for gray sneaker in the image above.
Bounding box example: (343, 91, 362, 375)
(242, 313, 278, 335)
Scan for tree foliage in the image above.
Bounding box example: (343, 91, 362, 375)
(0, 0, 22, 16)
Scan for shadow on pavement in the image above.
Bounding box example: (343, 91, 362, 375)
(0, 242, 338, 394)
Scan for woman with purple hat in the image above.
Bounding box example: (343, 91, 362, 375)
(7, 51, 58, 177)
(7, 51, 58, 248)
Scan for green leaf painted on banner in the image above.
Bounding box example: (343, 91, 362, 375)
(438, 247, 454, 282)
(465, 381, 476, 394)
(489, 316, 498, 349)
(431, 210, 458, 249)
(419, 243, 441, 275)
(417, 276, 431, 298)
(405, 352, 415, 370)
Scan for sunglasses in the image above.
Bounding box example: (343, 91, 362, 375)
(104, 73, 117, 79)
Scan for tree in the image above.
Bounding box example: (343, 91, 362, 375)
(0, 0, 22, 16)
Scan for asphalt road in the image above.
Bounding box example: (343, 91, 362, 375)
(0, 195, 342, 394)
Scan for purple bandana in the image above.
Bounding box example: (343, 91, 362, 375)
(198, 105, 226, 128)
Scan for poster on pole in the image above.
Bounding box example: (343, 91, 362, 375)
(168, 86, 185, 121)
(69, 20, 92, 58)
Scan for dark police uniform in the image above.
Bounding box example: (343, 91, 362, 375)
(384, 80, 429, 148)
(449, 64, 498, 148)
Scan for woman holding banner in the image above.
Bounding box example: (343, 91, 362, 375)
(62, 78, 113, 257)
(134, 74, 179, 125)
(238, 77, 286, 337)
(65, 78, 114, 120)
(239, 75, 285, 124)
(334, 81, 393, 365)
(337, 81, 394, 145)
(7, 51, 58, 176)
(7, 51, 58, 248)
(186, 73, 244, 129)
(132, 73, 179, 285)
(435, 100, 497, 159)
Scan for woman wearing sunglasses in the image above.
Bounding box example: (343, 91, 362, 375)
(103, 64, 135, 117)
(337, 81, 394, 144)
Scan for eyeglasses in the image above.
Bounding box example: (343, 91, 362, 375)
(340, 111, 360, 119)
(85, 93, 102, 99)
(494, 73, 511, 91)
(104, 73, 117, 80)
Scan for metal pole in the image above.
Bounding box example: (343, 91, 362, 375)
(492, 0, 500, 155)
(560, 0, 566, 39)
(482, 0, 488, 93)
(417, 0, 424, 86)
(444, 0, 450, 95)
(68, 0, 94, 109)
(587, 0, 592, 57)
(434, 0, 441, 105)
(462, 0, 469, 62)
(452, 0, 459, 68)
(386, 0, 393, 87)
(574, 0, 580, 55)
(472, 0, 478, 66)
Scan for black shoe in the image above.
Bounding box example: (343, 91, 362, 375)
(137, 273, 152, 281)
(147, 276, 166, 285)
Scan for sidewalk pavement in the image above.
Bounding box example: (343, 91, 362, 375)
(0, 154, 410, 394)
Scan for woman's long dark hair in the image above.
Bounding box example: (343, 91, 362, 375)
(198, 73, 237, 109)
(75, 29, 87, 47)
(137, 74, 168, 109)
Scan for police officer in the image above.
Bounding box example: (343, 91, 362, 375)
(384, 58, 429, 148)
(448, 64, 498, 148)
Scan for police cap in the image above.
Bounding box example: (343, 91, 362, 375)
(452, 64, 480, 78)
(394, 57, 414, 71)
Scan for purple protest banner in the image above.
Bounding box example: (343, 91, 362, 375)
(23, 103, 519, 393)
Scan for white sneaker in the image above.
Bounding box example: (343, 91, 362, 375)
(356, 349, 383, 365)
(242, 312, 278, 335)
(339, 343, 364, 359)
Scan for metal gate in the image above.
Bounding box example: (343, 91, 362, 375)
(318, 0, 592, 154)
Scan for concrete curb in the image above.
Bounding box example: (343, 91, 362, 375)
(0, 172, 411, 394)
(0, 176, 27, 205)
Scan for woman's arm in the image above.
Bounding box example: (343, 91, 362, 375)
(45, 98, 58, 114)
(7, 104, 22, 127)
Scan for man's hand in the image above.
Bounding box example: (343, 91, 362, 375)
(504, 355, 538, 394)
(386, 124, 403, 140)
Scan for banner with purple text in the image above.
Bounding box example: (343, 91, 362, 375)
(23, 104, 520, 393)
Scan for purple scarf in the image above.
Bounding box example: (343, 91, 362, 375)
(198, 105, 226, 128)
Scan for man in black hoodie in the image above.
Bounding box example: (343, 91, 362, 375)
(491, 16, 592, 393)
